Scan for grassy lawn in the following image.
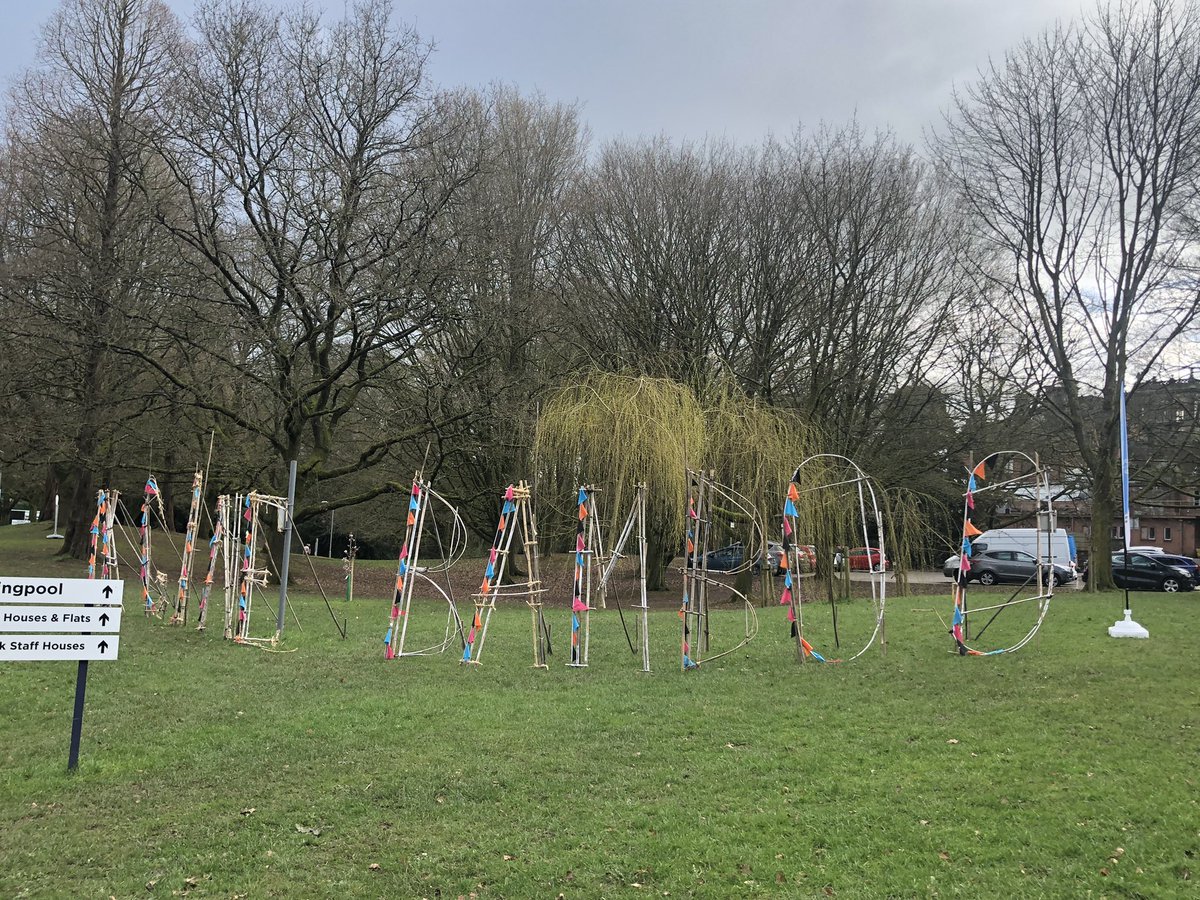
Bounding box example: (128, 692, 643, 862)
(1, 521, 1196, 898)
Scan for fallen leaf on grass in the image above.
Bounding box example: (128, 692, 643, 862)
(775, 871, 786, 884)
(1100, 867, 1110, 876)
(295, 824, 321, 836)
(369, 863, 381, 871)
(503, 855, 515, 861)
(938, 851, 951, 862)
(946, 739, 959, 745)
(240, 808, 255, 816)
(1109, 847, 1125, 862)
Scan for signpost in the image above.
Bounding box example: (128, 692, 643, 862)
(0, 576, 122, 771)
(0, 606, 121, 632)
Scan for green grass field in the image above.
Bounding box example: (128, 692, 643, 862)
(1, 522, 1196, 898)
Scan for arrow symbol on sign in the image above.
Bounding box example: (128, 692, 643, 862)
(99, 613, 110, 626)
(102, 586, 113, 598)
(98, 640, 108, 654)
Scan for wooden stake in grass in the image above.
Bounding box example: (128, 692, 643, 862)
(462, 482, 548, 669)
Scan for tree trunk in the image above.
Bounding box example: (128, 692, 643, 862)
(646, 530, 670, 592)
(159, 448, 177, 530)
(1089, 457, 1117, 591)
(62, 344, 106, 559)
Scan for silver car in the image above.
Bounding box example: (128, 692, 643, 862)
(944, 549, 1074, 587)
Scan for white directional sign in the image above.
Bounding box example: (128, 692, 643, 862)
(0, 606, 121, 633)
(0, 635, 119, 661)
(0, 577, 123, 605)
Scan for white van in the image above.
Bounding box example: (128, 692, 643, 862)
(972, 528, 1077, 575)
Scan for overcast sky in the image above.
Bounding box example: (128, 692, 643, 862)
(1, 0, 1086, 148)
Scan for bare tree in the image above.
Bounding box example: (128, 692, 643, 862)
(0, 0, 183, 555)
(413, 85, 588, 536)
(937, 0, 1200, 587)
(781, 125, 966, 477)
(564, 139, 744, 390)
(136, 0, 484, 521)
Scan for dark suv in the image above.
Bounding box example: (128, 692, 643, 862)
(943, 549, 1074, 587)
(1109, 552, 1195, 592)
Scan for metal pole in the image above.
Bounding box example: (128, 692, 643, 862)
(277, 460, 297, 637)
(49, 494, 64, 539)
(67, 660, 88, 771)
(329, 509, 334, 558)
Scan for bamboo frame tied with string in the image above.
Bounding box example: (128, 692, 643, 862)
(779, 455, 888, 665)
(196, 494, 225, 631)
(461, 482, 549, 668)
(947, 451, 1054, 657)
(383, 472, 468, 659)
(87, 488, 121, 581)
(679, 469, 762, 671)
(568, 486, 598, 666)
(595, 483, 652, 672)
(169, 469, 204, 626)
(139, 475, 168, 617)
(223, 491, 288, 646)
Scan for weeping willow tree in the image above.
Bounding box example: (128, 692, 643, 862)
(534, 372, 820, 590)
(881, 487, 929, 597)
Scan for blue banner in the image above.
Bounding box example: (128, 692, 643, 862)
(1120, 388, 1132, 548)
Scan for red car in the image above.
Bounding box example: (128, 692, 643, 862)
(846, 547, 890, 572)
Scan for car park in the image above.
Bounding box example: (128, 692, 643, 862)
(943, 549, 1074, 587)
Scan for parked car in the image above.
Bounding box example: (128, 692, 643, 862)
(762, 542, 816, 575)
(970, 528, 1077, 575)
(846, 547, 890, 572)
(701, 542, 818, 576)
(763, 542, 792, 578)
(703, 543, 751, 572)
(1148, 553, 1200, 580)
(943, 549, 1074, 587)
(1108, 552, 1195, 592)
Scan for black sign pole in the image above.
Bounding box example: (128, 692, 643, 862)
(67, 658, 88, 772)
(67, 591, 101, 772)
